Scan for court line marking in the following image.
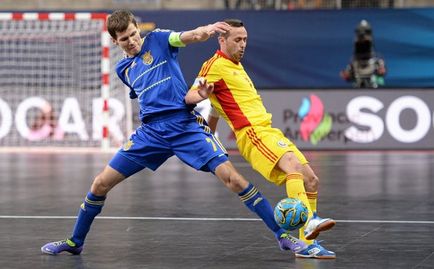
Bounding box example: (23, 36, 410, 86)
(0, 215, 433, 224)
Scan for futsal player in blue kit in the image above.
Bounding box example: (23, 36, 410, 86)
(41, 10, 306, 256)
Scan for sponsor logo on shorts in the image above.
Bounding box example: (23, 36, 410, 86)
(123, 140, 134, 151)
(277, 140, 288, 147)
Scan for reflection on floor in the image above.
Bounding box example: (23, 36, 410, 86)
(0, 151, 433, 269)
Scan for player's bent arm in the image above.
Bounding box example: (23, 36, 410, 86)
(180, 22, 230, 44)
(207, 105, 220, 133)
(207, 115, 220, 133)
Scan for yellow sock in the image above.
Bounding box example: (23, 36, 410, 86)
(306, 191, 318, 213)
(285, 173, 313, 245)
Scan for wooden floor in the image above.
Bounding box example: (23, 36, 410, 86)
(0, 150, 433, 269)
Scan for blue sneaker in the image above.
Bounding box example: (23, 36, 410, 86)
(295, 240, 336, 259)
(304, 212, 336, 240)
(278, 233, 308, 253)
(41, 239, 83, 255)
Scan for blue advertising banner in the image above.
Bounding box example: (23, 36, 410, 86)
(132, 8, 434, 89)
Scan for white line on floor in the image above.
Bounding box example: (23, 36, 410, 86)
(0, 215, 433, 224)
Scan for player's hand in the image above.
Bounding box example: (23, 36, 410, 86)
(207, 22, 230, 36)
(197, 78, 214, 99)
(199, 22, 230, 40)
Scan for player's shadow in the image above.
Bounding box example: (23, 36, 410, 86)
(40, 254, 86, 269)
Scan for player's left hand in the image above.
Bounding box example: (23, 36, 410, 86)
(197, 78, 214, 99)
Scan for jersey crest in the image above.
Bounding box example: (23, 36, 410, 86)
(142, 50, 153, 65)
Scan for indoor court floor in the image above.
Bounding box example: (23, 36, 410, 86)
(0, 150, 433, 269)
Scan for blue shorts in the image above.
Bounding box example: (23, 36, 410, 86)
(109, 110, 228, 177)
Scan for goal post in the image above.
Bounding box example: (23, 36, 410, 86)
(0, 12, 131, 150)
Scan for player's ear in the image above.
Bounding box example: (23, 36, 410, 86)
(111, 37, 118, 46)
(217, 35, 225, 46)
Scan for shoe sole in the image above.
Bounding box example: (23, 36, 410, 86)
(41, 246, 82, 255)
(295, 254, 336, 259)
(305, 219, 336, 240)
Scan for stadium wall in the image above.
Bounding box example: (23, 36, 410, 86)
(2, 8, 434, 150)
(130, 8, 434, 89)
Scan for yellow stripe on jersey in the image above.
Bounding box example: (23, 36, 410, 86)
(199, 54, 220, 77)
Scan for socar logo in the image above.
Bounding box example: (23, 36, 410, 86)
(297, 94, 333, 145)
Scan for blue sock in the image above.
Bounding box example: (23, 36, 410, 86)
(239, 184, 285, 239)
(70, 192, 106, 247)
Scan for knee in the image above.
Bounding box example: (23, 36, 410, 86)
(91, 173, 112, 196)
(228, 173, 248, 193)
(304, 174, 319, 192)
(279, 153, 304, 174)
(215, 163, 248, 193)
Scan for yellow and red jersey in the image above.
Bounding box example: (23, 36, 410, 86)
(193, 50, 308, 185)
(196, 50, 272, 131)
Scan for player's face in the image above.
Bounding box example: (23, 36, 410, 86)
(221, 26, 247, 62)
(113, 23, 143, 57)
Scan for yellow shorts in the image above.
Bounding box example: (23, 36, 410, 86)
(235, 126, 308, 186)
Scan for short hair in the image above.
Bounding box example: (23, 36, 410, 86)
(220, 19, 244, 38)
(224, 19, 244, 27)
(107, 10, 138, 39)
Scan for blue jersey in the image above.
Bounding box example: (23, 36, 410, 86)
(115, 29, 194, 122)
(110, 29, 228, 177)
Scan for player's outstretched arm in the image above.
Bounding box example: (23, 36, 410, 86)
(180, 22, 230, 44)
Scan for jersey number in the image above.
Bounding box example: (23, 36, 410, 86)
(206, 137, 217, 152)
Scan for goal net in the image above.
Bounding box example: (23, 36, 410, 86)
(0, 13, 131, 149)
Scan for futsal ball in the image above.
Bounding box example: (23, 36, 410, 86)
(274, 198, 308, 231)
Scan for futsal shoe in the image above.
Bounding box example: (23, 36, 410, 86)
(304, 213, 336, 240)
(295, 240, 336, 259)
(41, 239, 83, 255)
(278, 233, 307, 253)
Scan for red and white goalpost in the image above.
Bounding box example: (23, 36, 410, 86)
(0, 12, 131, 150)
